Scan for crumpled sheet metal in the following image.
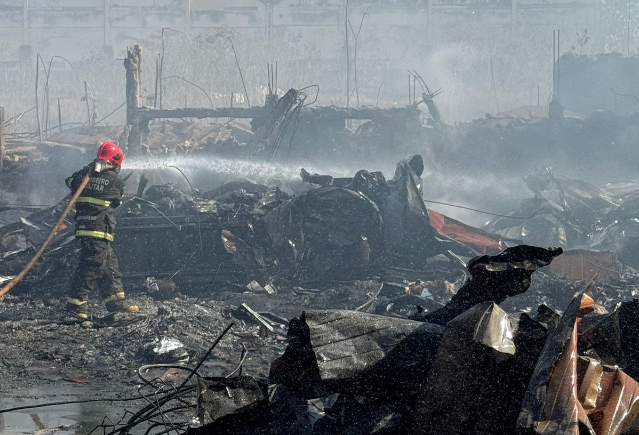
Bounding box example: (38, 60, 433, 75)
(415, 301, 516, 434)
(144, 183, 195, 214)
(577, 359, 639, 435)
(517, 289, 595, 434)
(427, 209, 510, 255)
(0, 195, 71, 250)
(313, 394, 408, 435)
(269, 310, 444, 398)
(447, 301, 515, 355)
(203, 179, 268, 200)
(191, 382, 313, 435)
(590, 217, 639, 270)
(524, 170, 620, 220)
(616, 300, 639, 381)
(486, 170, 620, 250)
(468, 245, 563, 274)
(516, 288, 639, 434)
(303, 310, 443, 381)
(300, 155, 441, 265)
(577, 311, 621, 366)
(222, 155, 476, 281)
(379, 156, 443, 265)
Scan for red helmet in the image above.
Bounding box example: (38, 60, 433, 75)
(97, 141, 124, 167)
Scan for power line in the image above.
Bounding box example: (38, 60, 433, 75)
(424, 199, 545, 220)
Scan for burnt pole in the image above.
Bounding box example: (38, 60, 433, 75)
(124, 45, 148, 155)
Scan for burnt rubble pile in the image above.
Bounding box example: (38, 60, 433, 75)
(0, 155, 598, 312)
(487, 168, 639, 272)
(5, 156, 639, 434)
(187, 247, 639, 435)
(0, 155, 473, 298)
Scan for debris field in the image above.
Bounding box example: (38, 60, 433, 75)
(3, 46, 639, 435)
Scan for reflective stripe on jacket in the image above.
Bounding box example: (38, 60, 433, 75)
(76, 197, 111, 207)
(75, 230, 115, 241)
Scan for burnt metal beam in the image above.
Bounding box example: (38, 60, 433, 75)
(136, 105, 420, 122)
(137, 106, 264, 121)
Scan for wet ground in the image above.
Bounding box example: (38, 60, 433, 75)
(0, 294, 283, 434)
(0, 385, 140, 435)
(0, 280, 381, 433)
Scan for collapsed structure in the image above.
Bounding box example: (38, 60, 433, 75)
(2, 149, 639, 434)
(3, 47, 639, 435)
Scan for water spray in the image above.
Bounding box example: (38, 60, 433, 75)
(122, 155, 351, 183)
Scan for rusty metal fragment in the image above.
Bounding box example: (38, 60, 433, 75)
(578, 360, 639, 435)
(518, 289, 597, 434)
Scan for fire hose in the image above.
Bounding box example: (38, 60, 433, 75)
(0, 170, 94, 298)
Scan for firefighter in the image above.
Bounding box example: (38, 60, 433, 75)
(65, 141, 138, 320)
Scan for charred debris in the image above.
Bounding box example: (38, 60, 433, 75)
(3, 152, 639, 434)
(3, 48, 639, 435)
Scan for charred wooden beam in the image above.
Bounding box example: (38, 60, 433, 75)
(125, 45, 142, 125)
(124, 45, 147, 155)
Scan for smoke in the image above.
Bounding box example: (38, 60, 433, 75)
(422, 43, 483, 122)
(423, 170, 529, 228)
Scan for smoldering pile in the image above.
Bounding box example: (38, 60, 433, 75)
(2, 155, 639, 435)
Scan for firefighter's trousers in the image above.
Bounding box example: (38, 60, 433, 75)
(66, 238, 127, 314)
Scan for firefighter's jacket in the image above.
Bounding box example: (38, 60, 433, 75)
(66, 164, 124, 241)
